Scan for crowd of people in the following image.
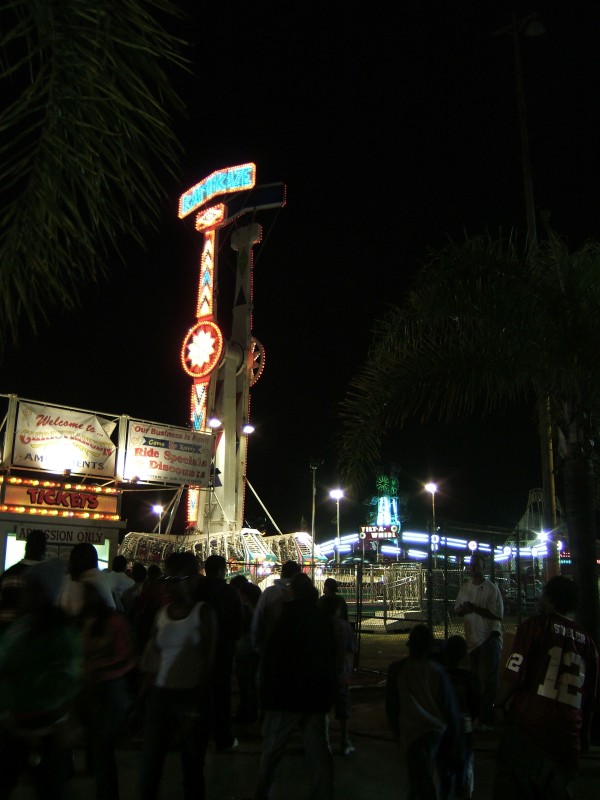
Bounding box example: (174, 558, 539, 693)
(385, 553, 599, 799)
(0, 533, 598, 800)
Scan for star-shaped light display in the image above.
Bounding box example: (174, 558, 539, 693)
(181, 320, 223, 378)
(188, 329, 216, 368)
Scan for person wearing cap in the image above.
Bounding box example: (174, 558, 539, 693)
(0, 529, 47, 635)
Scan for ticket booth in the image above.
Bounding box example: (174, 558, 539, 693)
(0, 477, 125, 570)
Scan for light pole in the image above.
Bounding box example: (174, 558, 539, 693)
(152, 504, 164, 534)
(494, 14, 558, 579)
(424, 483, 437, 630)
(424, 482, 437, 536)
(330, 489, 344, 567)
(309, 458, 323, 581)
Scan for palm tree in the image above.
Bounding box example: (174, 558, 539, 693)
(338, 233, 600, 642)
(0, 0, 186, 351)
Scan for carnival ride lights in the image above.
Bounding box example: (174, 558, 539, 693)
(178, 162, 282, 535)
(181, 321, 224, 379)
(1, 476, 118, 494)
(376, 473, 400, 527)
(178, 163, 256, 219)
(0, 505, 119, 521)
(318, 527, 553, 564)
(408, 549, 429, 560)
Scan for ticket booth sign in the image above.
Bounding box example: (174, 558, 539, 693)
(2, 482, 120, 516)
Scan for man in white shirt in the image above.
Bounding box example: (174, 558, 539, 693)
(455, 553, 503, 729)
(105, 554, 135, 608)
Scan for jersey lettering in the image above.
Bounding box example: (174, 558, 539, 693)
(537, 645, 585, 709)
(506, 652, 523, 672)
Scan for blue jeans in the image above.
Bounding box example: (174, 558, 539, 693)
(406, 730, 444, 800)
(469, 634, 501, 725)
(139, 687, 210, 800)
(254, 710, 333, 800)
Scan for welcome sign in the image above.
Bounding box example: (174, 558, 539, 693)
(13, 402, 117, 478)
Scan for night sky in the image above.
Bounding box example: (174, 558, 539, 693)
(1, 2, 599, 540)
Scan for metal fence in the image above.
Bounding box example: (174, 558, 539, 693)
(303, 559, 543, 671)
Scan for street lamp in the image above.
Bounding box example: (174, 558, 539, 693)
(309, 458, 323, 581)
(425, 482, 438, 569)
(424, 483, 437, 535)
(424, 483, 437, 630)
(330, 489, 344, 567)
(152, 504, 164, 534)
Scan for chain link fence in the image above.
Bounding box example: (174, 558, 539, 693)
(308, 557, 545, 672)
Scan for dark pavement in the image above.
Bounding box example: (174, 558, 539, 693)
(11, 683, 600, 799)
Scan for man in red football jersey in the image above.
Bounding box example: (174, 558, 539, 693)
(493, 575, 598, 799)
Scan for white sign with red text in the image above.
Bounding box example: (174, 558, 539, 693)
(123, 419, 212, 487)
(13, 402, 117, 478)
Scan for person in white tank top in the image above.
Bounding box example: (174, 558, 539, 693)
(138, 551, 216, 800)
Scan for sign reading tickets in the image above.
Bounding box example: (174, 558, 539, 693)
(3, 483, 119, 515)
(13, 403, 117, 478)
(124, 420, 212, 487)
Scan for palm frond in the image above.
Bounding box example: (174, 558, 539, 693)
(0, 0, 188, 348)
(337, 232, 600, 491)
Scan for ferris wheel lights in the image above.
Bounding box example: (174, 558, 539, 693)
(208, 414, 222, 429)
(242, 422, 255, 434)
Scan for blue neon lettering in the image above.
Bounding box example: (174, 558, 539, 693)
(179, 164, 255, 217)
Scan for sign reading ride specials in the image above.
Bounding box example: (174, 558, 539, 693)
(123, 419, 212, 487)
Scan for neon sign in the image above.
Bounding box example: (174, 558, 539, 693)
(178, 163, 256, 218)
(195, 204, 226, 232)
(181, 320, 224, 378)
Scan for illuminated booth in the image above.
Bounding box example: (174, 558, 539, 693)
(0, 394, 125, 570)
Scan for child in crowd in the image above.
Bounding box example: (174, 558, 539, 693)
(442, 634, 481, 798)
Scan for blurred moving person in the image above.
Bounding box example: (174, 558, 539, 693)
(0, 558, 81, 800)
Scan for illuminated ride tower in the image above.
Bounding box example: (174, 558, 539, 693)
(178, 164, 285, 562)
(375, 471, 400, 528)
